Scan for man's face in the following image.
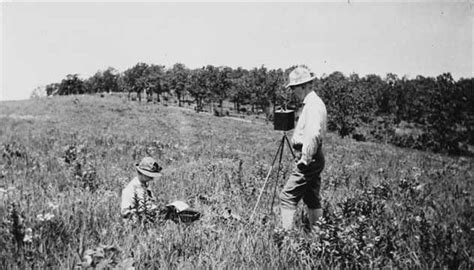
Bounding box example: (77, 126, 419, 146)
(291, 84, 306, 102)
(138, 173, 154, 183)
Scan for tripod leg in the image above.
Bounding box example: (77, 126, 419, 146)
(249, 137, 284, 222)
(270, 136, 286, 212)
(284, 134, 296, 159)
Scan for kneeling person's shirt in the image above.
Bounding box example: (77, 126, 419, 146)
(121, 177, 156, 218)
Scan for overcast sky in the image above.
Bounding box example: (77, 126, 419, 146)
(1, 1, 472, 101)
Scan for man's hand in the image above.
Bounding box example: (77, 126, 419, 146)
(296, 158, 308, 171)
(293, 149, 302, 163)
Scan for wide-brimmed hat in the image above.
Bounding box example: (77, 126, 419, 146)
(136, 157, 162, 178)
(286, 66, 317, 88)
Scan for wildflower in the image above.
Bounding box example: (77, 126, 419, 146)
(119, 258, 135, 270)
(156, 233, 164, 242)
(1, 186, 16, 193)
(23, 228, 33, 243)
(82, 249, 95, 267)
(412, 166, 422, 179)
(346, 162, 361, 169)
(47, 202, 59, 210)
(414, 184, 425, 191)
(415, 216, 422, 222)
(37, 213, 54, 221)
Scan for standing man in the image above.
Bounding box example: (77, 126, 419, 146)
(279, 66, 327, 231)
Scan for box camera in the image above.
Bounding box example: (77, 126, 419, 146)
(273, 109, 295, 131)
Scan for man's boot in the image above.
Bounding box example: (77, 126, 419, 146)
(280, 207, 296, 230)
(308, 208, 323, 230)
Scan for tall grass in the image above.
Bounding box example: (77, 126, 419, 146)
(0, 95, 472, 268)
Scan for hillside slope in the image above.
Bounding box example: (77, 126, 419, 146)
(1, 95, 472, 268)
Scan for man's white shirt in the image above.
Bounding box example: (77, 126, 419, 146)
(291, 91, 327, 164)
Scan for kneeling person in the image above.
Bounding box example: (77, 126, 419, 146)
(121, 156, 162, 219)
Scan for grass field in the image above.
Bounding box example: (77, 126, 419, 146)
(1, 95, 472, 269)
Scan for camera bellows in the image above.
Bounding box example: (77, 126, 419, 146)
(176, 209, 202, 223)
(161, 201, 201, 224)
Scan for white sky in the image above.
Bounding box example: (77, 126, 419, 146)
(1, 1, 472, 101)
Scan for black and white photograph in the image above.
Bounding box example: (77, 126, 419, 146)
(1, 0, 472, 268)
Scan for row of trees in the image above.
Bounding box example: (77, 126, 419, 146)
(41, 63, 473, 155)
(44, 63, 292, 116)
(317, 72, 473, 154)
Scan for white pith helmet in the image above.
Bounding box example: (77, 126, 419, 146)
(286, 66, 316, 88)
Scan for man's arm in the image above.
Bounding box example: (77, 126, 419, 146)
(120, 188, 136, 218)
(297, 104, 322, 168)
